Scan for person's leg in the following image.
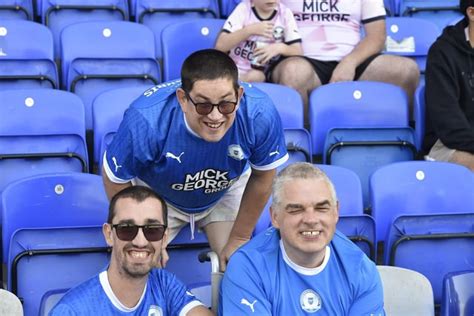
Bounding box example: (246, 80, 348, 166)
(358, 55, 420, 116)
(427, 139, 474, 171)
(271, 57, 322, 126)
(202, 221, 235, 255)
(450, 151, 474, 171)
(240, 69, 266, 82)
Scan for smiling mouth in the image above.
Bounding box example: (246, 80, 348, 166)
(205, 122, 224, 129)
(128, 250, 151, 260)
(301, 231, 321, 237)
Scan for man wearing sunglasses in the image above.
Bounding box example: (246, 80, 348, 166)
(50, 186, 212, 315)
(102, 49, 288, 271)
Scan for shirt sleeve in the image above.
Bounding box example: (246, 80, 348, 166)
(159, 271, 204, 316)
(49, 304, 77, 316)
(220, 251, 272, 316)
(348, 258, 386, 315)
(222, 2, 247, 33)
(248, 97, 288, 171)
(283, 7, 302, 44)
(361, 0, 386, 23)
(103, 107, 158, 183)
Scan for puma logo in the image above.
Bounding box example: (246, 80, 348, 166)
(112, 157, 122, 172)
(240, 298, 257, 313)
(165, 152, 184, 163)
(269, 146, 280, 157)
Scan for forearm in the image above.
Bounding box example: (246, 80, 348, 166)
(229, 169, 275, 240)
(341, 34, 385, 67)
(273, 42, 303, 57)
(215, 29, 253, 52)
(102, 166, 132, 200)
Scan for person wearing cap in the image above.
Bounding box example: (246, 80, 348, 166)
(50, 186, 213, 315)
(423, 0, 474, 171)
(102, 49, 288, 271)
(220, 163, 385, 315)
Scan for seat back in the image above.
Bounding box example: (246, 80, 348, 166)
(41, 0, 128, 56)
(0, 289, 23, 316)
(7, 226, 109, 316)
(39, 289, 68, 316)
(161, 18, 225, 81)
(0, 20, 57, 90)
(324, 127, 417, 209)
(0, 0, 33, 20)
(337, 215, 376, 260)
(370, 161, 474, 242)
(377, 265, 435, 316)
(252, 82, 304, 129)
(60, 21, 160, 129)
(399, 0, 462, 29)
(414, 83, 425, 151)
(386, 213, 474, 305)
(384, 17, 440, 74)
(92, 86, 152, 172)
(1, 173, 109, 261)
(284, 128, 312, 164)
(309, 81, 409, 155)
(442, 270, 474, 316)
(0, 89, 88, 192)
(136, 0, 219, 60)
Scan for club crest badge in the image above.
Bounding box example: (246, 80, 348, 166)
(228, 144, 245, 161)
(300, 289, 322, 313)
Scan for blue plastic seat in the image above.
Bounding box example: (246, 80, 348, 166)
(370, 161, 474, 243)
(0, 0, 33, 20)
(92, 86, 152, 173)
(284, 128, 312, 164)
(384, 17, 440, 74)
(0, 20, 58, 90)
(41, 0, 129, 56)
(7, 226, 109, 316)
(414, 83, 425, 151)
(1, 172, 109, 263)
(136, 0, 219, 62)
(386, 213, 474, 306)
(324, 127, 417, 209)
(399, 0, 462, 29)
(309, 81, 410, 156)
(442, 270, 474, 316)
(60, 21, 160, 130)
(0, 89, 88, 193)
(161, 18, 225, 81)
(337, 215, 376, 260)
(219, 0, 241, 18)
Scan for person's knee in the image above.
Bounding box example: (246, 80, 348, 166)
(272, 57, 315, 88)
(397, 57, 420, 89)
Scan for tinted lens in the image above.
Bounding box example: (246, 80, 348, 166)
(115, 225, 139, 241)
(143, 225, 166, 241)
(218, 102, 236, 114)
(195, 103, 214, 115)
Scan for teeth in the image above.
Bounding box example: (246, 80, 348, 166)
(206, 122, 222, 129)
(129, 251, 148, 258)
(301, 231, 320, 236)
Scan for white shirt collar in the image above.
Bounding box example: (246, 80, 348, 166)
(99, 270, 147, 312)
(182, 114, 202, 139)
(280, 240, 331, 276)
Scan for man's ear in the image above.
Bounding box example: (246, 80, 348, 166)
(270, 206, 280, 229)
(103, 223, 114, 247)
(176, 88, 188, 112)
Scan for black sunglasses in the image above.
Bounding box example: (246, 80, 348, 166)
(185, 91, 238, 115)
(112, 223, 167, 242)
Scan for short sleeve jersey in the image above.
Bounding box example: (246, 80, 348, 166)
(281, 0, 386, 61)
(50, 269, 203, 315)
(220, 228, 385, 315)
(104, 81, 288, 214)
(223, 1, 302, 73)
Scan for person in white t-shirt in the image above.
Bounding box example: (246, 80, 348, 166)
(215, 0, 303, 82)
(270, 0, 420, 126)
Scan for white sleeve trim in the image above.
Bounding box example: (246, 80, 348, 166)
(179, 300, 205, 316)
(103, 151, 133, 184)
(250, 153, 289, 171)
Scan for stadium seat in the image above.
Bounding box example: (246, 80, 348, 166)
(370, 161, 474, 242)
(7, 226, 109, 316)
(442, 270, 474, 316)
(1, 172, 109, 263)
(136, 0, 219, 61)
(377, 265, 435, 316)
(337, 215, 376, 260)
(0, 20, 58, 90)
(60, 21, 160, 130)
(324, 127, 417, 210)
(309, 81, 410, 156)
(0, 289, 23, 315)
(41, 0, 129, 56)
(92, 86, 151, 173)
(161, 18, 225, 81)
(39, 289, 68, 316)
(251, 82, 304, 129)
(386, 213, 474, 306)
(284, 128, 312, 164)
(384, 17, 440, 74)
(219, 0, 241, 18)
(0, 0, 33, 20)
(0, 89, 88, 193)
(399, 0, 462, 29)
(414, 83, 425, 151)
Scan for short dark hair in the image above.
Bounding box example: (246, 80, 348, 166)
(460, 0, 474, 18)
(181, 49, 239, 93)
(108, 186, 168, 226)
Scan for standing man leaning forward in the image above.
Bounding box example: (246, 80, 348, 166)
(271, 0, 420, 125)
(221, 163, 385, 315)
(50, 186, 213, 315)
(102, 49, 288, 270)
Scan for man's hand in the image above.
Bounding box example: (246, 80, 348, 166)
(219, 236, 250, 272)
(246, 21, 274, 38)
(329, 58, 358, 83)
(253, 43, 282, 65)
